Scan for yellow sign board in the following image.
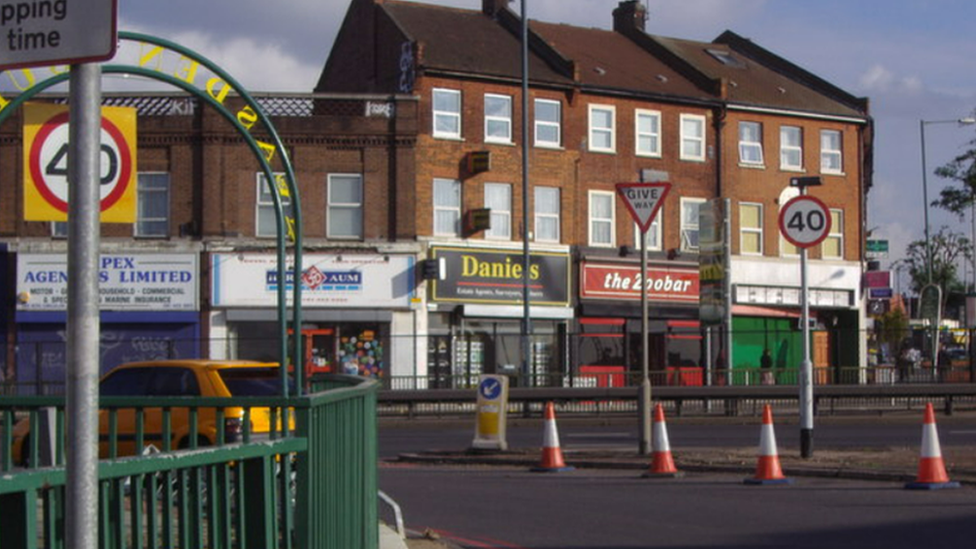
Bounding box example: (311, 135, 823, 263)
(23, 103, 137, 222)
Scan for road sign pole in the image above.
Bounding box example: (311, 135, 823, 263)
(65, 63, 102, 549)
(639, 229, 651, 455)
(800, 242, 814, 458)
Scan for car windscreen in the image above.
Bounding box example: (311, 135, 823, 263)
(217, 368, 296, 396)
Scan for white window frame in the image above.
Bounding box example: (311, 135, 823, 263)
(588, 104, 616, 153)
(820, 129, 843, 174)
(780, 125, 803, 171)
(739, 202, 763, 256)
(51, 222, 67, 238)
(680, 114, 706, 161)
(433, 178, 462, 237)
(484, 183, 512, 240)
(534, 186, 561, 243)
(823, 209, 844, 259)
(432, 88, 462, 139)
(484, 93, 513, 144)
(635, 109, 662, 157)
(588, 190, 615, 247)
(738, 121, 764, 166)
(136, 172, 171, 238)
(256, 172, 291, 239)
(327, 173, 364, 240)
(534, 98, 561, 149)
(633, 208, 663, 251)
(680, 197, 706, 252)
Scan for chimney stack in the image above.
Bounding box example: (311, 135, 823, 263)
(613, 0, 647, 33)
(483, 0, 513, 16)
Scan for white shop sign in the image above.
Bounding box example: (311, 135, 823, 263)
(17, 252, 199, 311)
(211, 253, 414, 308)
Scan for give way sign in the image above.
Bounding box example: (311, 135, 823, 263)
(23, 103, 137, 223)
(616, 182, 671, 233)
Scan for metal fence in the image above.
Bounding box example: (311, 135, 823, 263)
(0, 374, 379, 549)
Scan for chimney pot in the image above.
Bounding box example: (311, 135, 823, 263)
(613, 0, 647, 33)
(483, 0, 513, 16)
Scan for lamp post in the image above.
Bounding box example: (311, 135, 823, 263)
(919, 117, 976, 372)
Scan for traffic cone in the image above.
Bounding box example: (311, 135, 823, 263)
(905, 402, 960, 490)
(643, 404, 684, 478)
(531, 402, 574, 472)
(744, 405, 793, 485)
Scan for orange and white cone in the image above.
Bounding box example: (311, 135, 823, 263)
(531, 402, 574, 472)
(905, 402, 960, 490)
(744, 404, 792, 485)
(643, 404, 684, 478)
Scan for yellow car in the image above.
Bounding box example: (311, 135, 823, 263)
(12, 359, 296, 466)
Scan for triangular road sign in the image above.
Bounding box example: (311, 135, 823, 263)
(616, 182, 671, 233)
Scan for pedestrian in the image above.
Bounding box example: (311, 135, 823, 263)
(760, 348, 773, 385)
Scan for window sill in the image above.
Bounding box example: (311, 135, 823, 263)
(738, 162, 766, 170)
(779, 166, 805, 173)
(433, 135, 465, 142)
(534, 143, 564, 151)
(485, 139, 515, 147)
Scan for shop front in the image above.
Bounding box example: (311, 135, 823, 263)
(14, 252, 201, 394)
(426, 245, 572, 388)
(208, 252, 418, 383)
(577, 259, 701, 386)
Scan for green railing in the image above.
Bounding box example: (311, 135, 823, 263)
(0, 375, 378, 549)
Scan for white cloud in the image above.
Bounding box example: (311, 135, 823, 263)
(857, 64, 923, 94)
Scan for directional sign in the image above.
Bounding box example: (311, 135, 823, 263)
(778, 195, 831, 249)
(0, 0, 118, 71)
(23, 103, 137, 222)
(616, 182, 671, 233)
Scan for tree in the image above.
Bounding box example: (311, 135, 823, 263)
(934, 141, 976, 290)
(902, 227, 972, 305)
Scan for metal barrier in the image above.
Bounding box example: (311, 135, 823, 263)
(378, 381, 976, 419)
(0, 375, 378, 549)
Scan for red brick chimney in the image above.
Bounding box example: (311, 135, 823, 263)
(613, 0, 647, 33)
(483, 0, 513, 16)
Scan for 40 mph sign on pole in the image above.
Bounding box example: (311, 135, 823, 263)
(779, 191, 830, 459)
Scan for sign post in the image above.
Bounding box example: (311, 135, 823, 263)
(779, 189, 830, 459)
(2, 3, 121, 549)
(616, 182, 670, 455)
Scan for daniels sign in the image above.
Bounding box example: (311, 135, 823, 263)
(580, 262, 699, 303)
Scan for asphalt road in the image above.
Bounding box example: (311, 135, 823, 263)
(379, 466, 976, 549)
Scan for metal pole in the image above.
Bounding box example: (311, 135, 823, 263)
(921, 120, 933, 284)
(638, 231, 651, 455)
(799, 188, 814, 458)
(66, 62, 102, 549)
(521, 0, 532, 387)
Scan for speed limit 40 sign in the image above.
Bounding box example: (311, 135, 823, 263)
(23, 103, 137, 223)
(778, 195, 831, 248)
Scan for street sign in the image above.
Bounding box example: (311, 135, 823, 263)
(23, 103, 137, 222)
(616, 182, 671, 233)
(789, 176, 822, 188)
(868, 287, 893, 299)
(866, 239, 889, 259)
(778, 195, 831, 248)
(0, 0, 118, 71)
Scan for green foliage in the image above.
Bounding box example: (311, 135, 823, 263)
(901, 227, 972, 300)
(878, 307, 909, 353)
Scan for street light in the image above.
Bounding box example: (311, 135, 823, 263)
(919, 117, 976, 371)
(920, 117, 976, 283)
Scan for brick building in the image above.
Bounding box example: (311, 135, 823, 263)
(317, 0, 873, 386)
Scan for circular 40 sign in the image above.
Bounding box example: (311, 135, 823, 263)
(23, 103, 137, 223)
(778, 195, 832, 248)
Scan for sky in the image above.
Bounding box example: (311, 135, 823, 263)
(58, 1, 976, 287)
